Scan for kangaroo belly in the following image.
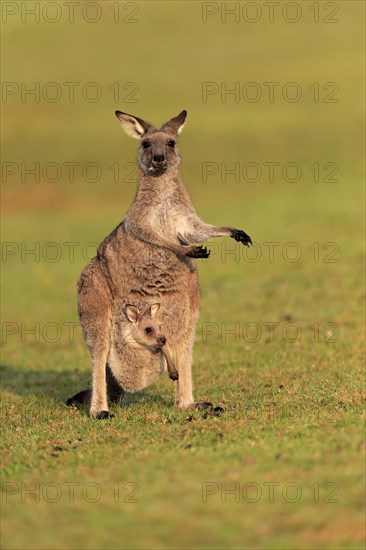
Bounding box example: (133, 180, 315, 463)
(102, 227, 200, 335)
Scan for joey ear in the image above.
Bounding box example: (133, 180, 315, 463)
(147, 303, 160, 319)
(115, 111, 155, 139)
(160, 110, 187, 136)
(125, 305, 140, 323)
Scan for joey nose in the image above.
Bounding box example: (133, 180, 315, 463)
(159, 337, 166, 345)
(153, 154, 165, 163)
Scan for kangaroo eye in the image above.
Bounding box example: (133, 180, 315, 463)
(145, 327, 153, 333)
(142, 140, 150, 149)
(167, 140, 175, 148)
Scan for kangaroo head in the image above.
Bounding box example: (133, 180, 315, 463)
(124, 303, 167, 350)
(115, 110, 187, 177)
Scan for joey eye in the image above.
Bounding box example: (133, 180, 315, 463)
(167, 140, 175, 148)
(142, 140, 150, 149)
(145, 327, 153, 333)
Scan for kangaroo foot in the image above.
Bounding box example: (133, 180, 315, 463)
(95, 410, 114, 420)
(186, 245, 210, 259)
(231, 229, 252, 247)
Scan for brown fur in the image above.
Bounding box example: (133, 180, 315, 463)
(72, 110, 252, 418)
(67, 302, 178, 408)
(108, 301, 178, 392)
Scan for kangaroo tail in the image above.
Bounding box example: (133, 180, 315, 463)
(66, 388, 92, 406)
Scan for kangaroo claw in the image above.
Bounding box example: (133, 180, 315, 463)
(231, 229, 252, 247)
(186, 245, 211, 259)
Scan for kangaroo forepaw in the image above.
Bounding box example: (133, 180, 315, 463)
(231, 229, 252, 247)
(186, 245, 210, 259)
(95, 410, 114, 420)
(169, 370, 179, 381)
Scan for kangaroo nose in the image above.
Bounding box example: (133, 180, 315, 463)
(153, 154, 165, 163)
(159, 337, 166, 345)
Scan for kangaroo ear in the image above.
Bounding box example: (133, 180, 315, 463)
(125, 305, 140, 323)
(149, 303, 160, 319)
(115, 111, 155, 139)
(160, 110, 187, 136)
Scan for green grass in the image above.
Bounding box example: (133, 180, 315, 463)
(1, 1, 365, 549)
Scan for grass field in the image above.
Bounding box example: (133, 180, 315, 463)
(1, 1, 365, 549)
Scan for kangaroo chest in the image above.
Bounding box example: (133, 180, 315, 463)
(105, 228, 197, 298)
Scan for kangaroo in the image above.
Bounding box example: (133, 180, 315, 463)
(67, 302, 178, 414)
(109, 301, 178, 388)
(73, 109, 252, 419)
(118, 302, 179, 383)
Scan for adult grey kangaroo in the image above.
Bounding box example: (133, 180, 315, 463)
(74, 109, 252, 419)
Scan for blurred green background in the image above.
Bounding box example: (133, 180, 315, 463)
(1, 1, 364, 549)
